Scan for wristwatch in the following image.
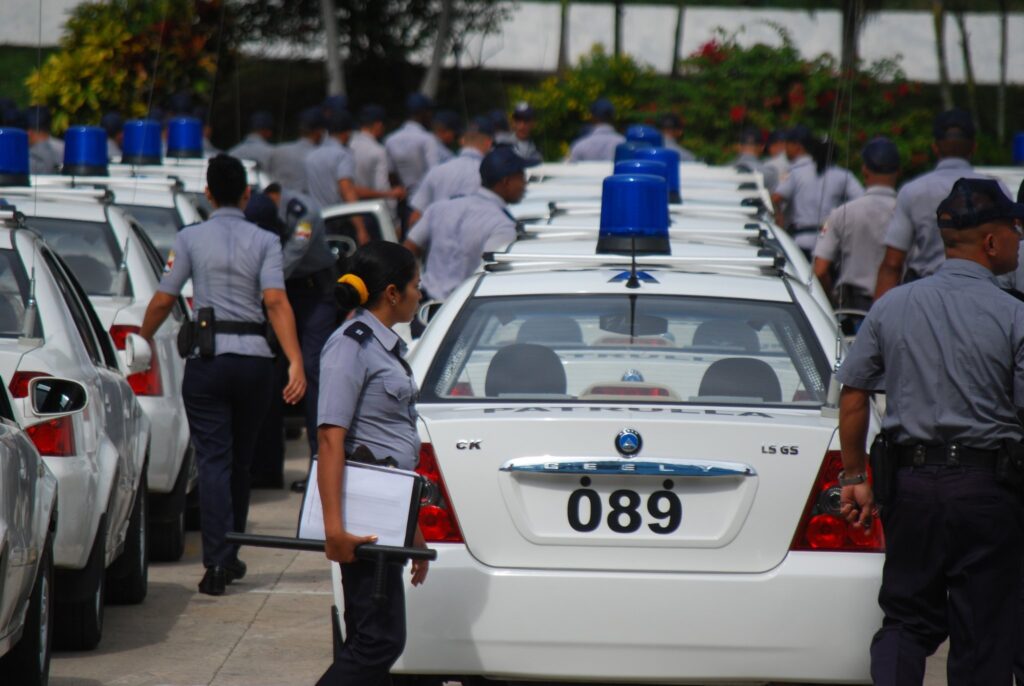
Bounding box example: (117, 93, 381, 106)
(838, 470, 868, 486)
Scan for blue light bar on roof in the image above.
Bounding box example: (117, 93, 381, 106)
(167, 117, 203, 159)
(63, 125, 109, 176)
(122, 119, 163, 165)
(598, 173, 670, 255)
(625, 124, 663, 148)
(0, 128, 29, 186)
(614, 160, 668, 197)
(632, 147, 681, 203)
(613, 141, 652, 164)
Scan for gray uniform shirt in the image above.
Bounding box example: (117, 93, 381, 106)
(432, 136, 454, 164)
(511, 137, 543, 164)
(568, 124, 626, 162)
(407, 187, 517, 300)
(732, 152, 779, 193)
(229, 133, 274, 169)
(267, 138, 318, 194)
(305, 137, 356, 209)
(776, 155, 864, 228)
(159, 207, 284, 357)
(385, 121, 442, 195)
(349, 130, 390, 193)
(318, 309, 420, 470)
(813, 186, 897, 295)
(837, 259, 1024, 449)
(882, 157, 987, 278)
(29, 139, 61, 174)
(106, 139, 122, 163)
(278, 189, 335, 279)
(409, 147, 484, 212)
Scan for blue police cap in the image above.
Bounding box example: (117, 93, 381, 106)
(322, 95, 348, 115)
(480, 146, 538, 186)
(433, 109, 462, 134)
(513, 102, 536, 121)
(590, 98, 615, 120)
(861, 137, 900, 173)
(358, 104, 386, 126)
(298, 107, 325, 132)
(406, 92, 434, 114)
(934, 108, 975, 141)
(249, 110, 274, 132)
(937, 178, 1024, 229)
(100, 111, 124, 137)
(488, 109, 509, 132)
(469, 115, 495, 137)
(168, 90, 193, 116)
(326, 110, 354, 134)
(784, 124, 813, 146)
(24, 105, 51, 131)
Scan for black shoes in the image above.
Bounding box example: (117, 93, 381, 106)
(225, 557, 247, 584)
(290, 479, 307, 493)
(198, 566, 227, 596)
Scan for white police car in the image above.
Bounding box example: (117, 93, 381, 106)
(0, 199, 150, 650)
(339, 172, 884, 684)
(0, 376, 88, 684)
(0, 184, 193, 563)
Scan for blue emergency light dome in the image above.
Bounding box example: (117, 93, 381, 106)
(0, 128, 29, 186)
(598, 173, 670, 255)
(63, 125, 108, 176)
(632, 147, 681, 203)
(122, 119, 162, 165)
(614, 141, 652, 164)
(625, 124, 663, 148)
(167, 117, 203, 159)
(614, 159, 668, 190)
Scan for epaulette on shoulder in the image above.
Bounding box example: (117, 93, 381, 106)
(343, 321, 373, 344)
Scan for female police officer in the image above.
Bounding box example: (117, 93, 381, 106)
(315, 242, 427, 686)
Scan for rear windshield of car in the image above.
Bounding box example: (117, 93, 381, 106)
(421, 294, 830, 407)
(23, 217, 128, 297)
(0, 248, 33, 338)
(120, 204, 182, 259)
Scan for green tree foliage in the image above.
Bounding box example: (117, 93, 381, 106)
(27, 0, 234, 133)
(512, 27, 965, 176)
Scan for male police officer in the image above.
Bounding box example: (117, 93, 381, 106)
(229, 111, 275, 169)
(101, 111, 124, 162)
(509, 102, 543, 164)
(25, 106, 62, 174)
(408, 116, 495, 223)
(385, 92, 441, 198)
(267, 107, 325, 194)
(875, 109, 988, 299)
(140, 155, 306, 595)
(349, 105, 405, 202)
(731, 127, 778, 192)
(403, 147, 533, 303)
(658, 113, 697, 162)
(838, 178, 1024, 685)
(431, 110, 461, 164)
(568, 98, 625, 162)
(812, 137, 900, 310)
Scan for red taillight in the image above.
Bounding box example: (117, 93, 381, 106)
(186, 297, 194, 309)
(110, 325, 163, 396)
(449, 382, 474, 397)
(587, 385, 670, 397)
(790, 450, 885, 552)
(415, 443, 463, 543)
(9, 371, 49, 399)
(26, 415, 76, 456)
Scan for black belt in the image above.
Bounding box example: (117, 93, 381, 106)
(894, 443, 998, 469)
(211, 321, 265, 336)
(788, 225, 820, 234)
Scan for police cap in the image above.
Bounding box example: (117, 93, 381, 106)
(784, 124, 813, 146)
(322, 94, 348, 115)
(469, 115, 495, 137)
(298, 107, 326, 133)
(933, 108, 975, 141)
(358, 104, 386, 127)
(433, 109, 462, 134)
(590, 98, 615, 121)
(659, 113, 682, 130)
(512, 102, 535, 121)
(24, 105, 51, 131)
(480, 146, 538, 186)
(326, 110, 354, 134)
(937, 178, 1024, 229)
(406, 92, 434, 114)
(249, 110, 274, 132)
(100, 111, 124, 137)
(861, 137, 900, 174)
(488, 109, 509, 132)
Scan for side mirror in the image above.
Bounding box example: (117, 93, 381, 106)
(28, 377, 88, 417)
(417, 301, 443, 329)
(124, 333, 153, 374)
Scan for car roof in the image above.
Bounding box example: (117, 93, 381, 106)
(0, 192, 108, 222)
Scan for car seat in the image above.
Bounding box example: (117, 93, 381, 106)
(698, 357, 781, 402)
(485, 343, 567, 396)
(692, 319, 760, 353)
(516, 316, 584, 345)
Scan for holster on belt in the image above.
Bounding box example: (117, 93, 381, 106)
(869, 433, 897, 508)
(348, 444, 399, 469)
(996, 439, 1024, 496)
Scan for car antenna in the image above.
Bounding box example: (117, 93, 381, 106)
(113, 236, 130, 297)
(20, 265, 37, 341)
(821, 329, 844, 418)
(625, 236, 640, 290)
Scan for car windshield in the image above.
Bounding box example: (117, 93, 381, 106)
(422, 294, 829, 406)
(23, 217, 128, 297)
(0, 249, 33, 338)
(120, 204, 182, 259)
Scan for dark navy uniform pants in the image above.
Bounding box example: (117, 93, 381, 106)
(317, 560, 406, 686)
(871, 465, 1023, 686)
(183, 354, 274, 567)
(289, 286, 337, 458)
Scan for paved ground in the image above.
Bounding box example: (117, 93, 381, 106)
(49, 434, 953, 686)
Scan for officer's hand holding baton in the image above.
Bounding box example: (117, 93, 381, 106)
(324, 528, 378, 565)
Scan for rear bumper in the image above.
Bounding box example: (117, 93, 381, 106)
(138, 394, 188, 494)
(389, 547, 882, 684)
(43, 456, 100, 570)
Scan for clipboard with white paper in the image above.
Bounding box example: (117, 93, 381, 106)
(298, 458, 423, 548)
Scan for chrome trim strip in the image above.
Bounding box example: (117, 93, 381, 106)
(500, 457, 757, 477)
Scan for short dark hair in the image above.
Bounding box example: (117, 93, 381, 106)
(336, 242, 418, 311)
(207, 154, 248, 206)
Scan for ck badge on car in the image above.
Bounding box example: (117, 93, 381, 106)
(615, 429, 642, 456)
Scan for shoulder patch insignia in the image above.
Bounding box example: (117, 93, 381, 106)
(343, 322, 372, 343)
(295, 220, 313, 240)
(164, 250, 175, 274)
